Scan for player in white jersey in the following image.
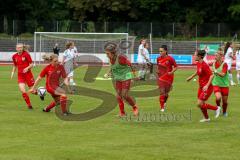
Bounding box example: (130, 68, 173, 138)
(62, 42, 77, 85)
(224, 42, 235, 86)
(203, 45, 209, 64)
(137, 39, 149, 80)
(235, 47, 240, 84)
(144, 43, 155, 80)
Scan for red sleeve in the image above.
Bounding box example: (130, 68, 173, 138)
(40, 66, 48, 78)
(118, 55, 131, 66)
(60, 65, 67, 78)
(12, 55, 17, 66)
(204, 63, 212, 75)
(222, 63, 228, 74)
(25, 52, 33, 63)
(170, 57, 177, 67)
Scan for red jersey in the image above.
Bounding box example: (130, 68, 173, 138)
(40, 64, 67, 90)
(214, 62, 228, 73)
(197, 61, 212, 88)
(110, 55, 131, 66)
(157, 55, 177, 83)
(12, 51, 33, 73)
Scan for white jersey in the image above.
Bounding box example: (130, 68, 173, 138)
(137, 44, 146, 63)
(236, 51, 240, 70)
(144, 48, 150, 61)
(224, 47, 233, 63)
(73, 46, 78, 54)
(63, 48, 75, 63)
(63, 48, 75, 76)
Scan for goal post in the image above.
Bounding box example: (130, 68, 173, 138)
(33, 32, 135, 65)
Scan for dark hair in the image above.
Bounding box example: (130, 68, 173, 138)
(197, 50, 206, 59)
(161, 45, 168, 51)
(224, 42, 232, 55)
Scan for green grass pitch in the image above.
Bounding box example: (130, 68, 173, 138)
(0, 65, 240, 160)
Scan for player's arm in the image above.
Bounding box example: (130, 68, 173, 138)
(104, 69, 112, 78)
(168, 58, 178, 75)
(11, 66, 16, 79)
(186, 71, 197, 82)
(23, 63, 33, 73)
(140, 48, 148, 61)
(214, 63, 227, 77)
(203, 74, 214, 91)
(28, 76, 42, 93)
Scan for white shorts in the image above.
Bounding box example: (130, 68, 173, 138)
(67, 71, 74, 77)
(236, 63, 240, 70)
(226, 62, 232, 70)
(64, 63, 74, 77)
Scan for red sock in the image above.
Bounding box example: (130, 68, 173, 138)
(222, 103, 228, 113)
(205, 103, 218, 110)
(60, 96, 67, 113)
(46, 101, 56, 112)
(216, 99, 221, 106)
(22, 93, 31, 108)
(200, 108, 209, 119)
(117, 96, 125, 114)
(124, 96, 136, 108)
(159, 95, 165, 109)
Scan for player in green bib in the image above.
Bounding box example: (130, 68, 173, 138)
(104, 43, 139, 117)
(212, 48, 230, 117)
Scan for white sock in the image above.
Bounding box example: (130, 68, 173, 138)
(70, 78, 74, 85)
(237, 74, 240, 83)
(229, 73, 233, 83)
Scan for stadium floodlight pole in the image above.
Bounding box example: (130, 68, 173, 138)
(39, 35, 42, 65)
(34, 32, 37, 66)
(126, 33, 129, 56)
(149, 33, 153, 61)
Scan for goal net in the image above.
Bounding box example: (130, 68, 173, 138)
(34, 32, 136, 65)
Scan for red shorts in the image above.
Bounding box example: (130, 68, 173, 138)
(46, 85, 59, 97)
(157, 80, 173, 95)
(18, 72, 35, 87)
(115, 79, 131, 90)
(198, 85, 213, 101)
(213, 86, 229, 96)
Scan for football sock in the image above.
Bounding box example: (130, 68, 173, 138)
(45, 101, 56, 112)
(117, 96, 125, 114)
(216, 99, 221, 106)
(22, 93, 31, 108)
(60, 96, 67, 113)
(222, 102, 228, 113)
(159, 95, 165, 109)
(204, 103, 218, 110)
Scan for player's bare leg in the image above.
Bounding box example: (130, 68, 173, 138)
(237, 70, 240, 85)
(228, 70, 235, 86)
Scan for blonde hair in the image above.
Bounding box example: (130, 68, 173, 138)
(104, 42, 117, 54)
(65, 41, 74, 49)
(23, 44, 30, 51)
(42, 53, 58, 61)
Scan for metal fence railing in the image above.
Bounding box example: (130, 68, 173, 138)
(1, 20, 240, 39)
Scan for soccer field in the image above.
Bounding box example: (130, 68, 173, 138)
(0, 65, 240, 160)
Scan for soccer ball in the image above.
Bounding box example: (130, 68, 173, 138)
(37, 86, 46, 100)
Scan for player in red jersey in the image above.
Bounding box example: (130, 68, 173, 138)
(212, 48, 230, 117)
(186, 50, 221, 122)
(104, 43, 139, 117)
(29, 54, 71, 115)
(11, 43, 35, 109)
(156, 45, 177, 112)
